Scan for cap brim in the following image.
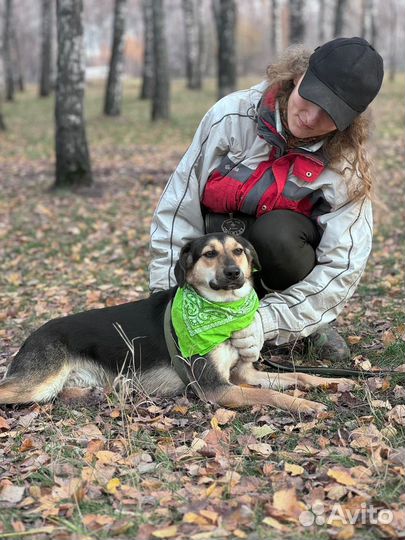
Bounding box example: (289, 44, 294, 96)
(298, 69, 358, 131)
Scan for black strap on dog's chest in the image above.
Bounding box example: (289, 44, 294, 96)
(163, 300, 190, 386)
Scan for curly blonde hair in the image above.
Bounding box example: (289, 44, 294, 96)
(266, 45, 374, 200)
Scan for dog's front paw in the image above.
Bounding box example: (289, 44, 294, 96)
(297, 399, 327, 415)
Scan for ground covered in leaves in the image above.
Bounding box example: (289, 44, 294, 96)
(0, 79, 404, 539)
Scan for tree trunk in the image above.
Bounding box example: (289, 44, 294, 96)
(3, 0, 15, 101)
(11, 20, 24, 91)
(333, 0, 347, 37)
(55, 0, 92, 188)
(270, 0, 282, 60)
(289, 0, 305, 44)
(182, 0, 202, 90)
(151, 0, 170, 121)
(140, 0, 154, 99)
(104, 0, 127, 116)
(388, 0, 397, 81)
(39, 0, 53, 97)
(318, 0, 326, 43)
(361, 0, 377, 46)
(213, 0, 237, 100)
(0, 99, 6, 131)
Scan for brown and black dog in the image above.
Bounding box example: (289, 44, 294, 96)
(0, 233, 354, 413)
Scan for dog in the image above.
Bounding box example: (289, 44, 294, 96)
(0, 233, 354, 413)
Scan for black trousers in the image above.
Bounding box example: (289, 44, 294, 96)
(205, 210, 321, 295)
(245, 210, 321, 295)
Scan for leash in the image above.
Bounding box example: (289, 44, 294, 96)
(163, 300, 191, 386)
(164, 298, 405, 382)
(261, 357, 405, 379)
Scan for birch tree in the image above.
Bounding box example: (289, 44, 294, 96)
(270, 0, 283, 60)
(333, 0, 347, 37)
(140, 0, 154, 99)
(55, 0, 92, 188)
(39, 0, 53, 97)
(182, 0, 202, 89)
(318, 0, 326, 43)
(213, 0, 237, 100)
(289, 0, 305, 44)
(361, 0, 377, 46)
(104, 0, 127, 116)
(3, 0, 14, 101)
(151, 0, 170, 120)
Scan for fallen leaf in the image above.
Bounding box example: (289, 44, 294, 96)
(387, 405, 405, 426)
(284, 463, 304, 476)
(262, 516, 289, 531)
(183, 512, 210, 525)
(248, 443, 272, 457)
(272, 487, 306, 520)
(152, 525, 178, 538)
(0, 483, 25, 504)
(105, 478, 121, 494)
(213, 408, 237, 425)
(251, 425, 277, 438)
(0, 417, 10, 430)
(19, 438, 35, 452)
(327, 468, 356, 487)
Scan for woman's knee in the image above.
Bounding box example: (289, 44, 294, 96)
(248, 210, 320, 291)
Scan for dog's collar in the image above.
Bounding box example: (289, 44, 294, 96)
(171, 284, 260, 358)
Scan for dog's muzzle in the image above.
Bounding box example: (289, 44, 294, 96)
(209, 266, 245, 290)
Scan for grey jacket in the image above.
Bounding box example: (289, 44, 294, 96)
(149, 82, 373, 345)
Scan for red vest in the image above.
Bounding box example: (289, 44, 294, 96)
(202, 148, 327, 218)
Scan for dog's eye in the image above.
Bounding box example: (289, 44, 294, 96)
(204, 250, 218, 259)
(233, 248, 243, 256)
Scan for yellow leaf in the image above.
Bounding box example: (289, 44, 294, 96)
(262, 516, 289, 531)
(348, 335, 361, 345)
(200, 509, 219, 523)
(336, 524, 356, 539)
(251, 425, 277, 438)
(183, 512, 210, 525)
(152, 525, 178, 538)
(106, 478, 121, 494)
(327, 468, 356, 486)
(172, 405, 188, 415)
(213, 408, 237, 425)
(95, 450, 120, 463)
(210, 416, 221, 431)
(273, 487, 306, 520)
(284, 463, 304, 476)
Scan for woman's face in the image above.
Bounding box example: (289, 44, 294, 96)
(287, 74, 337, 139)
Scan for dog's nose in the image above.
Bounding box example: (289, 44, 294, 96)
(224, 266, 241, 280)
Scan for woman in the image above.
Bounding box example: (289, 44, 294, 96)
(148, 37, 384, 362)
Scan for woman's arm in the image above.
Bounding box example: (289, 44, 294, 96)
(149, 88, 262, 292)
(258, 196, 373, 344)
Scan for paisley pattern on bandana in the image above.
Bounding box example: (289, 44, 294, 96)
(171, 285, 260, 358)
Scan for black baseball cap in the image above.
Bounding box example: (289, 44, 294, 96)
(298, 37, 384, 131)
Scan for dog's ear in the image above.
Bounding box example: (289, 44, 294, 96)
(237, 236, 262, 272)
(174, 242, 193, 287)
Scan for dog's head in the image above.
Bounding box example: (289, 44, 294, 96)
(174, 233, 261, 301)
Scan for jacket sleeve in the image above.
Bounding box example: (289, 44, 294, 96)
(149, 104, 230, 292)
(258, 196, 373, 344)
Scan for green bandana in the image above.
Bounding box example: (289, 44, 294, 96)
(171, 284, 260, 358)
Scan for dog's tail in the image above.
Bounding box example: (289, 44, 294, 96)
(0, 362, 73, 405)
